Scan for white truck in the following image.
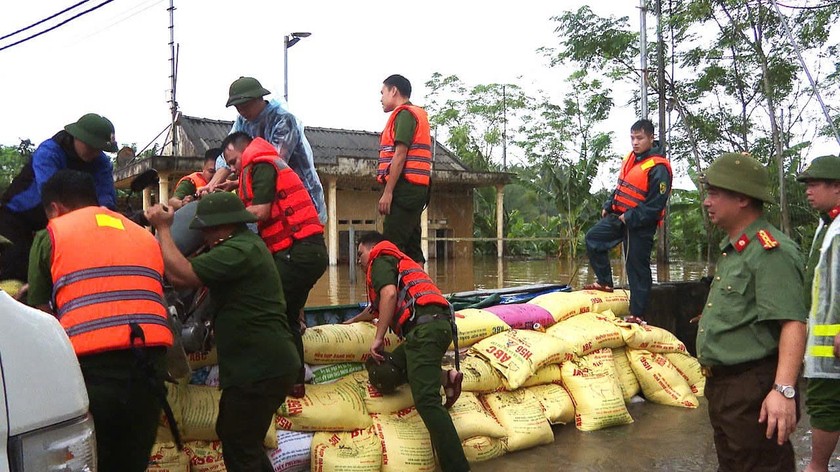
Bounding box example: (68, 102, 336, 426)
(0, 290, 97, 471)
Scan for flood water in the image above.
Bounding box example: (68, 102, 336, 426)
(306, 256, 711, 307)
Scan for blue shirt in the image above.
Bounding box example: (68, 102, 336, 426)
(218, 100, 327, 224)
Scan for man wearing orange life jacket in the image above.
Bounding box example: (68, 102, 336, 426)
(378, 74, 432, 264)
(584, 119, 672, 320)
(358, 231, 469, 472)
(222, 131, 327, 398)
(27, 170, 173, 472)
(168, 149, 218, 210)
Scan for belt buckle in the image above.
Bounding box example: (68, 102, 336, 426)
(700, 366, 713, 378)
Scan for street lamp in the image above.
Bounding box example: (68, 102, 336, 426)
(284, 31, 311, 104)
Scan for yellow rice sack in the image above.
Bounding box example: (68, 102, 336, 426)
(450, 308, 511, 349)
(147, 442, 189, 472)
(0, 279, 25, 298)
(527, 290, 598, 323)
(626, 349, 698, 408)
(618, 322, 687, 354)
(589, 289, 631, 317)
(459, 355, 505, 393)
(561, 348, 634, 431)
(187, 347, 218, 370)
(372, 408, 436, 472)
(480, 389, 554, 452)
(183, 441, 225, 472)
(448, 391, 506, 440)
(303, 323, 400, 364)
(546, 312, 624, 357)
(612, 347, 641, 401)
(521, 363, 563, 388)
(310, 427, 382, 472)
(664, 352, 706, 397)
(526, 383, 575, 425)
(471, 329, 571, 390)
(461, 436, 506, 463)
(277, 381, 371, 432)
(360, 381, 415, 415)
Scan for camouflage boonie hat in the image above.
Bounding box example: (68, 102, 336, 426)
(796, 155, 840, 182)
(700, 153, 773, 203)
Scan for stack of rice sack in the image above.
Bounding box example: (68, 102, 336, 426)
(148, 288, 706, 471)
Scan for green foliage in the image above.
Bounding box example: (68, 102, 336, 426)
(0, 141, 31, 194)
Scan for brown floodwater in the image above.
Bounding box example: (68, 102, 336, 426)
(306, 256, 711, 307)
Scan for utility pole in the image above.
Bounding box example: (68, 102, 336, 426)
(639, 0, 648, 118)
(656, 0, 670, 276)
(167, 0, 178, 154)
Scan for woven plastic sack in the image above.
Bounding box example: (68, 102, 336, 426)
(546, 311, 624, 357)
(276, 381, 371, 432)
(526, 383, 575, 425)
(309, 363, 365, 384)
(372, 408, 436, 472)
(183, 441, 225, 472)
(612, 347, 641, 401)
(303, 323, 400, 364)
(618, 322, 687, 354)
(266, 430, 312, 472)
(462, 436, 506, 463)
(527, 290, 599, 323)
(627, 349, 698, 408)
(471, 329, 571, 390)
(664, 352, 706, 397)
(561, 348, 634, 431)
(310, 427, 381, 472)
(480, 389, 554, 452)
(521, 363, 563, 388)
(147, 442, 189, 472)
(450, 308, 511, 348)
(459, 354, 505, 393)
(187, 347, 218, 370)
(448, 391, 506, 440)
(483, 303, 555, 330)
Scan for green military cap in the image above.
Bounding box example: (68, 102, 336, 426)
(796, 155, 840, 182)
(64, 113, 118, 152)
(226, 76, 271, 107)
(189, 192, 257, 229)
(365, 353, 407, 394)
(700, 152, 773, 203)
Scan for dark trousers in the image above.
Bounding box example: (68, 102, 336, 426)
(0, 207, 35, 281)
(79, 349, 164, 472)
(274, 236, 328, 383)
(584, 214, 656, 316)
(383, 198, 426, 264)
(705, 357, 799, 472)
(390, 320, 470, 472)
(216, 376, 293, 472)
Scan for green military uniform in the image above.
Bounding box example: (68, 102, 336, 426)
(382, 108, 430, 264)
(797, 156, 840, 434)
(28, 230, 166, 472)
(697, 153, 807, 472)
(250, 162, 327, 384)
(173, 179, 198, 200)
(368, 254, 470, 472)
(187, 193, 299, 472)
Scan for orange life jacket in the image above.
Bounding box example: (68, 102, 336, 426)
(611, 151, 672, 222)
(239, 137, 324, 253)
(365, 240, 449, 336)
(48, 206, 173, 357)
(378, 104, 433, 186)
(176, 171, 209, 191)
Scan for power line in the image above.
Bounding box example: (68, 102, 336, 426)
(0, 0, 91, 42)
(74, 0, 166, 42)
(775, 1, 840, 10)
(0, 0, 115, 54)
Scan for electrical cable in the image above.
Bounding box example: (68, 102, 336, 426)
(0, 0, 90, 41)
(0, 0, 115, 54)
(775, 1, 840, 10)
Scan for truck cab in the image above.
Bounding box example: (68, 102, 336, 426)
(0, 290, 96, 471)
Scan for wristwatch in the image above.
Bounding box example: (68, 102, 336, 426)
(773, 384, 796, 399)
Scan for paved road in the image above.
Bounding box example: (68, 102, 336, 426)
(472, 396, 840, 472)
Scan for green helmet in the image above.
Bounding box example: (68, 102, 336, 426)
(700, 153, 773, 203)
(226, 76, 271, 107)
(796, 155, 840, 182)
(189, 192, 257, 229)
(365, 353, 406, 394)
(64, 113, 118, 152)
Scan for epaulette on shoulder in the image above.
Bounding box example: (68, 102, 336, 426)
(756, 229, 779, 250)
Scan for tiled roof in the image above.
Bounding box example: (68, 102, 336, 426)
(177, 115, 470, 172)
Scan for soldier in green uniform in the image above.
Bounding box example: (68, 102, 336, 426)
(696, 152, 808, 472)
(358, 231, 469, 472)
(146, 192, 300, 472)
(796, 155, 840, 472)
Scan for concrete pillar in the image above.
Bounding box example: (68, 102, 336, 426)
(327, 177, 338, 266)
(496, 184, 505, 258)
(142, 187, 152, 211)
(158, 173, 170, 204)
(421, 207, 429, 263)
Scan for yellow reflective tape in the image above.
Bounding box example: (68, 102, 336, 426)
(810, 346, 837, 358)
(641, 158, 656, 170)
(95, 213, 125, 230)
(813, 324, 840, 337)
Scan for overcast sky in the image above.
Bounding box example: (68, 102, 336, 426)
(0, 0, 642, 158)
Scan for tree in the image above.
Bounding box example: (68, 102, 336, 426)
(0, 140, 31, 194)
